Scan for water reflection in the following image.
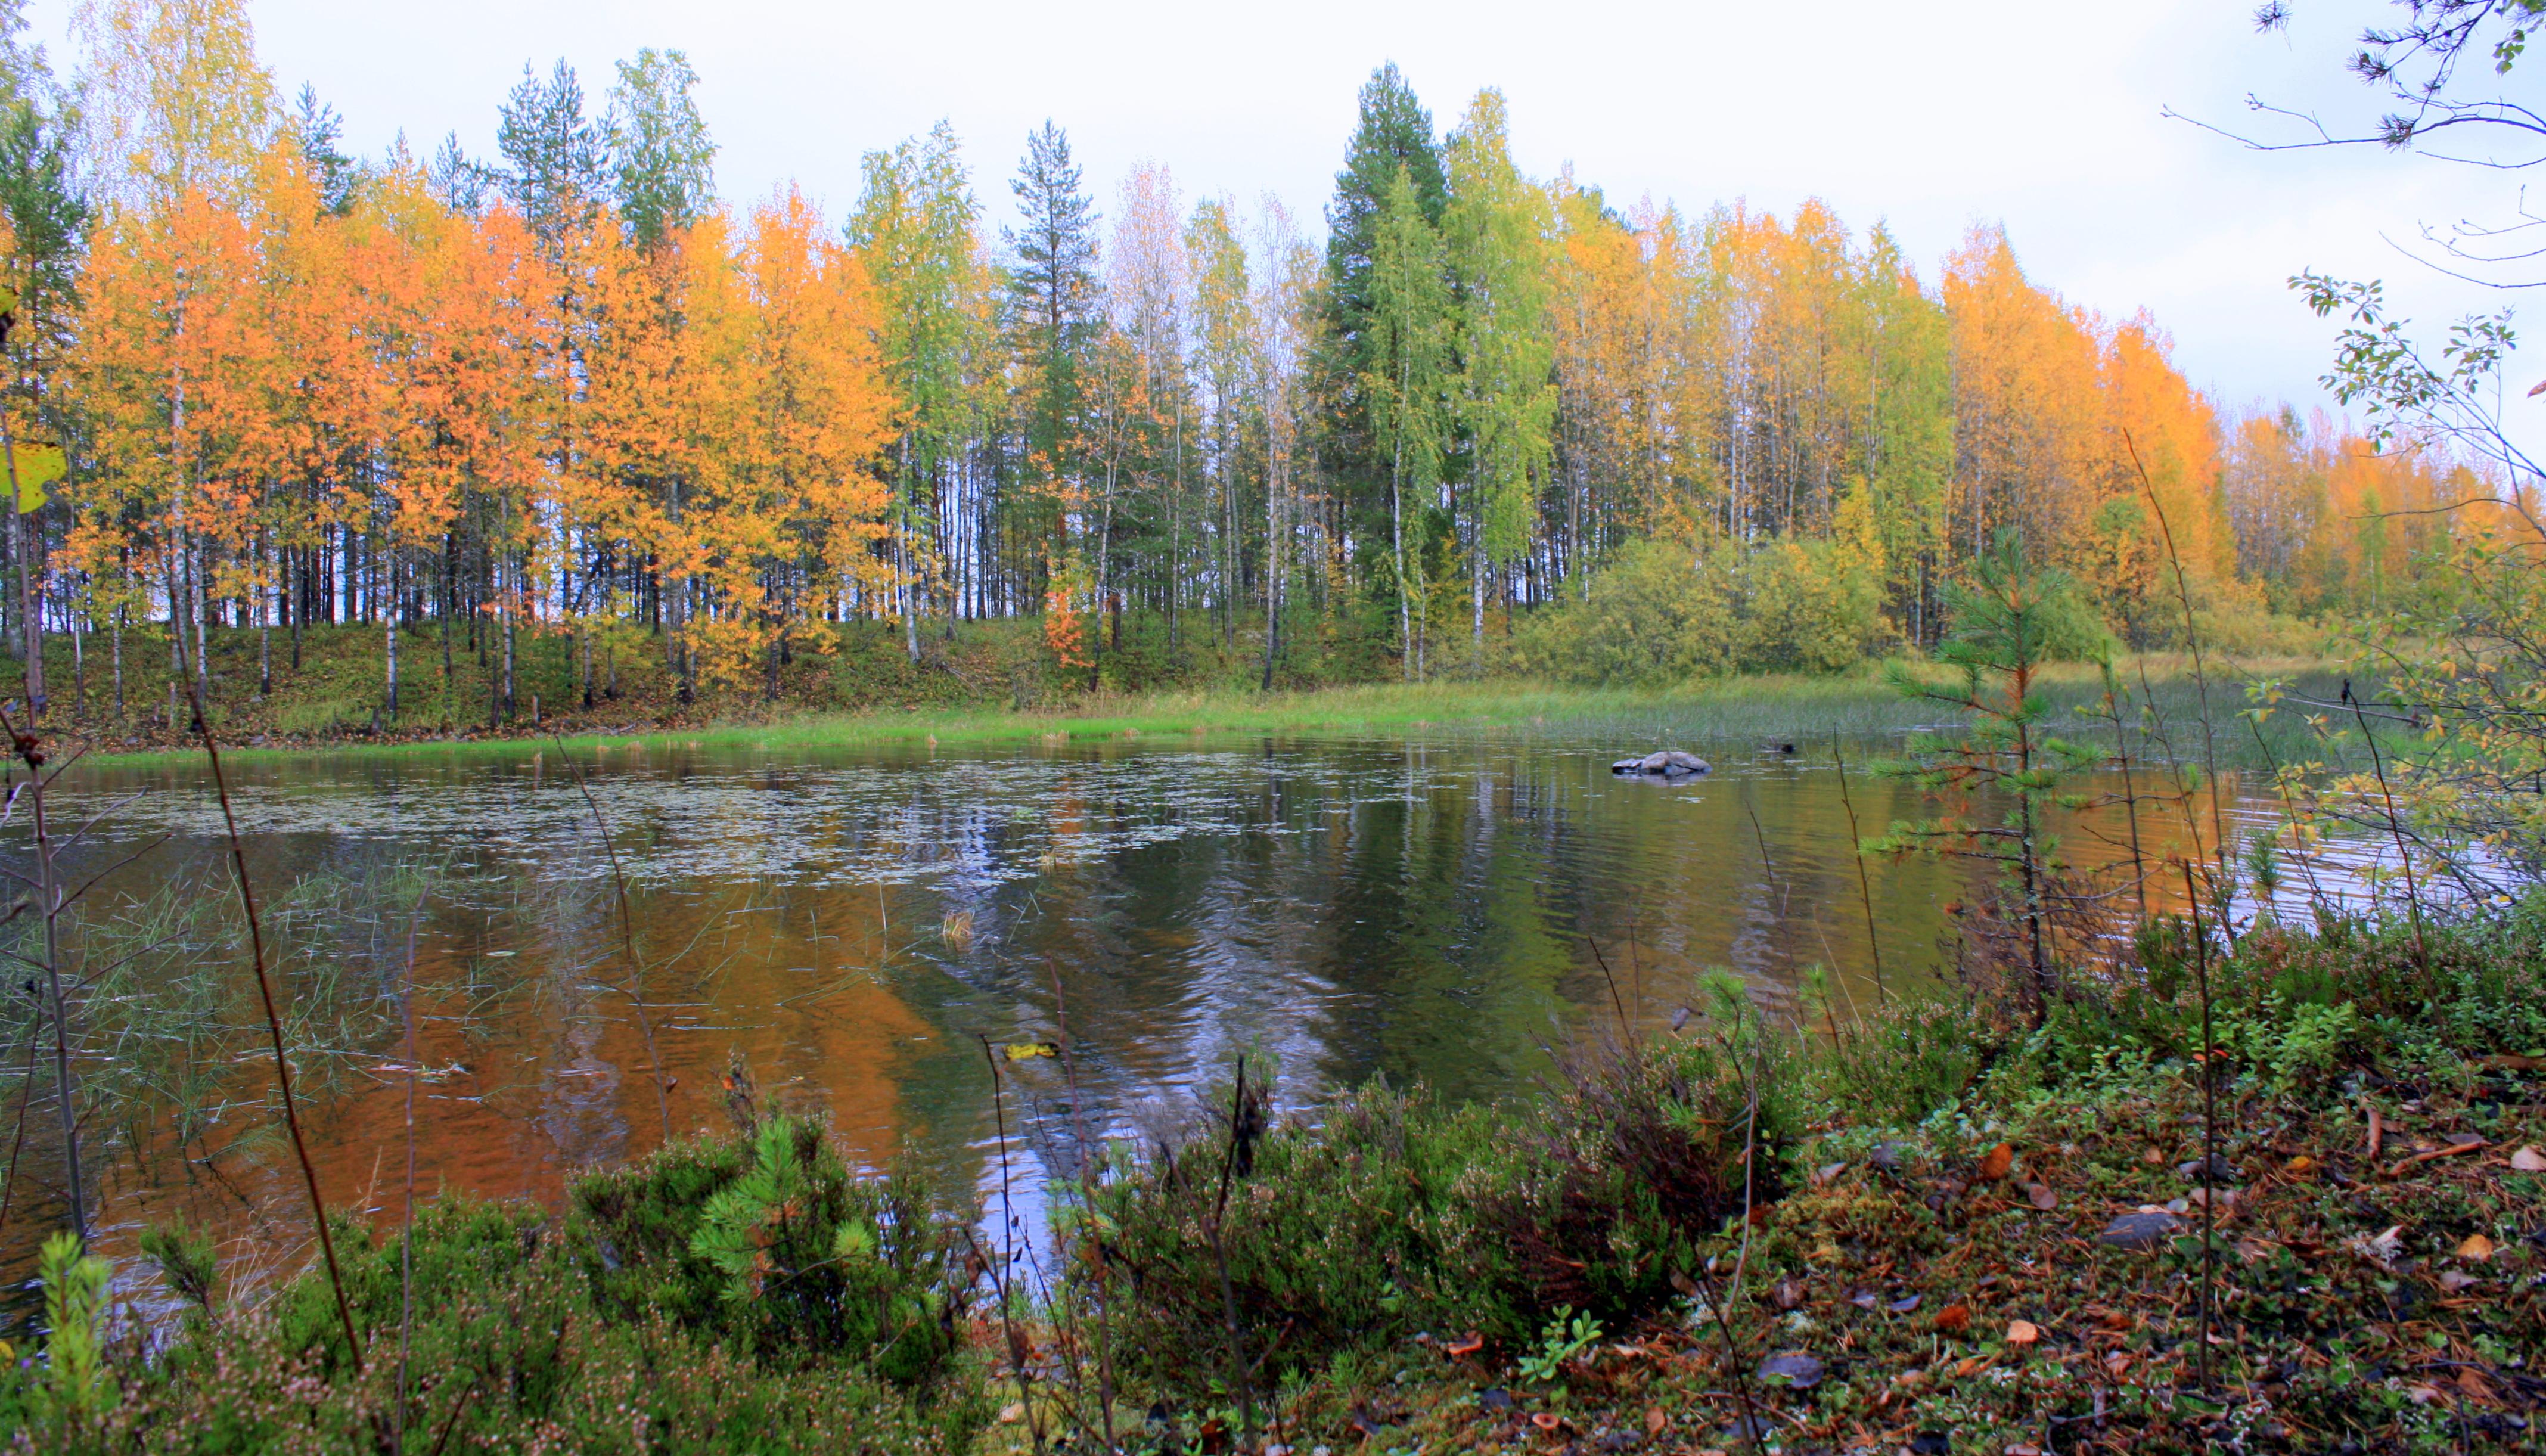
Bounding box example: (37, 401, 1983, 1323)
(7, 729, 2336, 1297)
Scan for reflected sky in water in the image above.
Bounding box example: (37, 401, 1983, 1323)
(7, 727, 2355, 1294)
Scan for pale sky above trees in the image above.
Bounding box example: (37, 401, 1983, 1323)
(19, 0, 2525, 423)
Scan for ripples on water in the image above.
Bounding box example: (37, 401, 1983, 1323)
(8, 729, 2371, 1294)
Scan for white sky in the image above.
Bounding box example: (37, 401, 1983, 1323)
(20, 0, 2536, 423)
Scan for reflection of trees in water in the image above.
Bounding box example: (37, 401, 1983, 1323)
(7, 739, 2328, 1307)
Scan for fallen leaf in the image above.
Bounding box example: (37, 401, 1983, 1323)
(1645, 1407, 1668, 1437)
(2286, 1154, 2316, 1175)
(1811, 1160, 1848, 1187)
(2026, 1182, 2058, 1210)
(1002, 1042, 1060, 1061)
(1446, 1332, 1485, 1358)
(2439, 1269, 2481, 1291)
(2007, 1445, 2044, 1456)
(2455, 1233, 2497, 1261)
(2511, 1145, 2546, 1172)
(1773, 1278, 1803, 1310)
(1935, 1302, 1971, 1334)
(1889, 1294, 1923, 1313)
(1979, 1143, 2014, 1181)
(998, 1403, 1025, 1424)
(2005, 1318, 2040, 1345)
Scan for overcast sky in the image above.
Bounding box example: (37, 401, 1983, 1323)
(20, 0, 2533, 423)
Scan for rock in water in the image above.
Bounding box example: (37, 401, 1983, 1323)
(1613, 750, 1711, 776)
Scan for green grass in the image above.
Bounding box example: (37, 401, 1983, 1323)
(13, 613, 2349, 769)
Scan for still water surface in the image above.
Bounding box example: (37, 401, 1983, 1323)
(12, 726, 2309, 1290)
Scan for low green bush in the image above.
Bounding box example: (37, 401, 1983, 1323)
(0, 1120, 987, 1454)
(1073, 1024, 1796, 1400)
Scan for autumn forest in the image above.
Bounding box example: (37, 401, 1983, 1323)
(0, 2, 2517, 731)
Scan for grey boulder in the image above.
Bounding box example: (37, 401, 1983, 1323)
(1612, 750, 1710, 777)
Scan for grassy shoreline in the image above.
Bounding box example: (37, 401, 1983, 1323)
(75, 655, 2346, 768)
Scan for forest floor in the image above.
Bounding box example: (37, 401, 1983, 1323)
(6, 617, 2347, 766)
(1223, 1029, 2546, 1456)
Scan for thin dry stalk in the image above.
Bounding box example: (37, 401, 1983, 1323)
(2179, 859, 2221, 1394)
(2126, 431, 2232, 887)
(180, 688, 363, 1370)
(2, 710, 85, 1236)
(550, 735, 672, 1140)
(1586, 936, 1632, 1036)
(1042, 963, 1118, 1450)
(1828, 732, 1886, 1004)
(397, 886, 428, 1455)
(2097, 665, 2153, 918)
(0, 1001, 39, 1235)
(1206, 1055, 1260, 1446)
(2244, 710, 2335, 919)
(2346, 692, 2432, 969)
(1675, 1260, 1769, 1454)
(973, 1033, 1044, 1454)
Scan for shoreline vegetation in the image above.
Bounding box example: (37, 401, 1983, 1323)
(13, 617, 2351, 766)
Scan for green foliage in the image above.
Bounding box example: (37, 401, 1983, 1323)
(137, 1219, 220, 1316)
(575, 1115, 968, 1386)
(36, 1232, 110, 1423)
(1514, 1307, 1602, 1386)
(1876, 532, 2107, 1014)
(1504, 535, 1887, 686)
(2, 1125, 988, 1454)
(1074, 1024, 1793, 1400)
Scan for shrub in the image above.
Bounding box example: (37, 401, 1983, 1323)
(572, 1115, 972, 1386)
(1075, 1022, 1798, 1400)
(1504, 533, 1889, 687)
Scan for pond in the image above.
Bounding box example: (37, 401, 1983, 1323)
(2, 724, 2321, 1304)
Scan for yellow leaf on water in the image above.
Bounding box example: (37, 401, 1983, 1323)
(1003, 1041, 1059, 1061)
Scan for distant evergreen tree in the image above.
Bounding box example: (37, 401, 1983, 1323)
(1321, 63, 1447, 561)
(1004, 120, 1100, 498)
(427, 130, 495, 213)
(497, 58, 606, 262)
(0, 1, 85, 322)
(607, 48, 714, 253)
(287, 84, 359, 216)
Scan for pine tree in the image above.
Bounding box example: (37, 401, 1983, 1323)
(1322, 63, 1445, 555)
(496, 58, 606, 265)
(1003, 120, 1100, 604)
(285, 84, 358, 216)
(1874, 531, 2103, 1019)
